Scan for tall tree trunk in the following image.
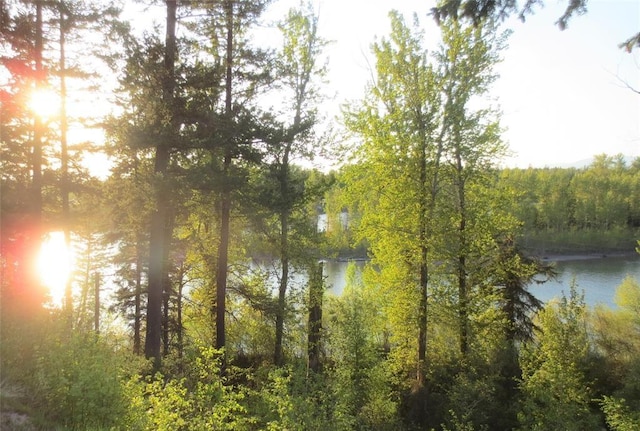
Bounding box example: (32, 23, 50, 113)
(215, 0, 234, 368)
(162, 212, 174, 356)
(416, 111, 447, 387)
(274, 147, 291, 366)
(274, 213, 288, 365)
(134, 236, 143, 354)
(162, 279, 170, 355)
(26, 0, 44, 310)
(145, 0, 176, 368)
(78, 238, 92, 330)
(307, 261, 323, 374)
(94, 272, 100, 334)
(58, 2, 73, 330)
(272, 8, 319, 366)
(456, 153, 469, 357)
(416, 140, 428, 386)
(176, 263, 184, 361)
(31, 1, 43, 221)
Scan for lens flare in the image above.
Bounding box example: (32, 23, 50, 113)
(28, 88, 59, 119)
(38, 231, 72, 306)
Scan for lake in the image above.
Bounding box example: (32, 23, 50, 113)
(321, 255, 640, 308)
(532, 254, 640, 308)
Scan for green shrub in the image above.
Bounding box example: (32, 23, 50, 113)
(32, 333, 132, 430)
(123, 345, 254, 431)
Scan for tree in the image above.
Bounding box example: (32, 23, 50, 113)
(183, 0, 271, 367)
(142, 0, 178, 368)
(104, 151, 154, 354)
(1, 0, 49, 313)
(344, 11, 510, 392)
(344, 11, 445, 389)
(517, 284, 600, 430)
(53, 0, 123, 328)
(430, 0, 640, 51)
(254, 3, 327, 366)
(591, 276, 640, 422)
(327, 263, 399, 429)
(433, 20, 509, 357)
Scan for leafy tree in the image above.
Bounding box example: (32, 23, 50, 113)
(343, 10, 445, 389)
(326, 263, 400, 429)
(601, 396, 640, 431)
(591, 276, 640, 419)
(517, 284, 600, 430)
(433, 19, 509, 357)
(258, 3, 327, 366)
(344, 12, 511, 397)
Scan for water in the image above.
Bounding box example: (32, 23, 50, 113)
(530, 255, 640, 308)
(321, 255, 640, 308)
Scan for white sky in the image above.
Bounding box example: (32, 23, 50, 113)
(263, 0, 640, 168)
(124, 0, 639, 169)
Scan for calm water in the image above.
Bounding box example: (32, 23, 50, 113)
(322, 255, 640, 308)
(531, 255, 640, 308)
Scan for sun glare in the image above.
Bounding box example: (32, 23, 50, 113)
(28, 88, 59, 119)
(38, 231, 73, 307)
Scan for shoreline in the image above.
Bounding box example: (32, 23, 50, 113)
(331, 251, 639, 264)
(533, 252, 638, 262)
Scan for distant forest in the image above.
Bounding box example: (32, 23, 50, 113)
(325, 153, 640, 259)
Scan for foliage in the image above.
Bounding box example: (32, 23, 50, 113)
(124, 345, 254, 431)
(3, 4, 640, 431)
(32, 333, 134, 429)
(326, 263, 401, 430)
(517, 283, 600, 430)
(499, 156, 640, 254)
(431, 0, 640, 51)
(601, 396, 640, 431)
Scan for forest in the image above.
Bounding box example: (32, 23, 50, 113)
(1, 1, 640, 430)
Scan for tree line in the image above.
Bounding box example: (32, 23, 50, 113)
(1, 1, 639, 430)
(326, 154, 640, 258)
(499, 155, 640, 234)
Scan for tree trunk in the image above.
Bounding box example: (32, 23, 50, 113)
(162, 212, 174, 356)
(94, 272, 100, 334)
(133, 236, 143, 355)
(25, 0, 44, 310)
(416, 130, 429, 387)
(308, 261, 323, 374)
(176, 264, 184, 361)
(274, 144, 291, 366)
(145, 0, 176, 369)
(274, 210, 289, 366)
(59, 3, 73, 330)
(31, 1, 43, 221)
(215, 0, 234, 370)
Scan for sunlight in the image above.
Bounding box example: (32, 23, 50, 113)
(38, 231, 73, 307)
(28, 88, 59, 119)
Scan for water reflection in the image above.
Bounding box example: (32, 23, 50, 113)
(531, 255, 640, 308)
(320, 255, 640, 308)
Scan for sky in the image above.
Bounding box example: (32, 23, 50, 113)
(262, 0, 640, 168)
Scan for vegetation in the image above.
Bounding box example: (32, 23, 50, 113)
(1, 1, 639, 430)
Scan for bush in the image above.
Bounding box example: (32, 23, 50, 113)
(32, 332, 133, 430)
(123, 345, 254, 431)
